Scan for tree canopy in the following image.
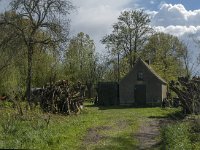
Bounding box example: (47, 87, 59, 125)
(142, 32, 187, 81)
(65, 32, 97, 83)
(0, 0, 74, 106)
(102, 10, 153, 70)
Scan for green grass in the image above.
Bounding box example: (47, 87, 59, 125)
(0, 102, 180, 149)
(161, 122, 192, 150)
(161, 116, 200, 150)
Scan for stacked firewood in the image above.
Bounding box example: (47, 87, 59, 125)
(170, 76, 200, 114)
(32, 80, 85, 114)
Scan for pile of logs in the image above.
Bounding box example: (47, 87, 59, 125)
(32, 80, 85, 114)
(170, 76, 200, 114)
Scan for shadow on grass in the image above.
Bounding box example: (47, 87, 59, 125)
(149, 109, 185, 121)
(84, 101, 163, 110)
(84, 104, 136, 110)
(84, 104, 97, 107)
(85, 104, 162, 110)
(93, 136, 139, 150)
(92, 136, 162, 150)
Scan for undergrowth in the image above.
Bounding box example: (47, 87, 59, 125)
(0, 101, 183, 149)
(161, 117, 200, 150)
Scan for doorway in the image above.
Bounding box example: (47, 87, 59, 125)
(134, 84, 146, 106)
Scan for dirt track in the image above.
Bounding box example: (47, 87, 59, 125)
(83, 118, 170, 149)
(135, 119, 161, 149)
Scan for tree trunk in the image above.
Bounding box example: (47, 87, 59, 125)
(26, 44, 34, 109)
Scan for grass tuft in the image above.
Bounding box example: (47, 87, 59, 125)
(161, 117, 200, 150)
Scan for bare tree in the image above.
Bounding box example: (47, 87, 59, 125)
(170, 76, 200, 114)
(0, 0, 74, 108)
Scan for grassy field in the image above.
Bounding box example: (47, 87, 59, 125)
(0, 102, 187, 149)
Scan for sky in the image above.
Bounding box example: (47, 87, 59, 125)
(0, 0, 200, 58)
(69, 0, 200, 62)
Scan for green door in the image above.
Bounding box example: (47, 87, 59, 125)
(134, 84, 146, 106)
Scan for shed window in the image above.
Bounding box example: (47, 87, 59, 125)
(137, 72, 144, 80)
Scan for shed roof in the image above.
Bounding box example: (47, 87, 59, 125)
(135, 58, 167, 84)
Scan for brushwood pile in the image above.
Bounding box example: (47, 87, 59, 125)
(32, 80, 85, 114)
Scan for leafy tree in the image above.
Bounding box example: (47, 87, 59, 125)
(32, 49, 60, 87)
(0, 0, 74, 106)
(0, 13, 26, 95)
(65, 32, 97, 84)
(0, 14, 23, 73)
(102, 10, 153, 70)
(142, 32, 187, 82)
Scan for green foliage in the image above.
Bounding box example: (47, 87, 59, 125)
(0, 65, 22, 95)
(102, 9, 153, 70)
(0, 45, 63, 95)
(0, 12, 70, 95)
(65, 32, 97, 83)
(143, 32, 187, 82)
(32, 50, 62, 87)
(0, 0, 74, 104)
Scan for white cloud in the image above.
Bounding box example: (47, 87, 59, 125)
(150, 3, 200, 73)
(152, 3, 200, 27)
(154, 25, 200, 54)
(154, 25, 200, 37)
(70, 0, 134, 52)
(151, 3, 200, 54)
(69, 1, 200, 55)
(71, 5, 120, 35)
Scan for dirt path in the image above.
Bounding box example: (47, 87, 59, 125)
(82, 117, 172, 149)
(135, 118, 173, 150)
(83, 120, 130, 144)
(83, 126, 111, 144)
(135, 119, 161, 149)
